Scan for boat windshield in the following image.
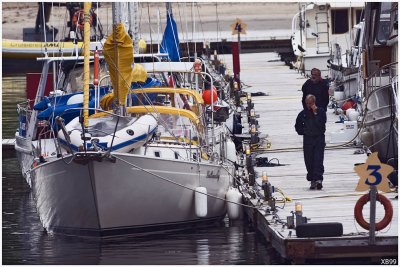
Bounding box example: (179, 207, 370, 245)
(57, 61, 109, 93)
(157, 113, 200, 143)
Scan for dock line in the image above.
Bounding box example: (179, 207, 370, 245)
(291, 191, 395, 201)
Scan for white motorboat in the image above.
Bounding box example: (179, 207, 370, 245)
(290, 2, 364, 77)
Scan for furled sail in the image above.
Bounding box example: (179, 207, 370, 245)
(103, 23, 134, 106)
(160, 11, 181, 62)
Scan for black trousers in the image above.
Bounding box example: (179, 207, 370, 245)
(303, 135, 325, 181)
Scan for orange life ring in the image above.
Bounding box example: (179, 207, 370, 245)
(72, 9, 94, 31)
(354, 193, 393, 231)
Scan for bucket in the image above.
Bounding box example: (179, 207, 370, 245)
(330, 121, 358, 143)
(334, 91, 345, 100)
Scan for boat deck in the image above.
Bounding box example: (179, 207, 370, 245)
(225, 52, 398, 263)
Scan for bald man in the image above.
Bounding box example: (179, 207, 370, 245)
(295, 94, 327, 190)
(301, 68, 329, 112)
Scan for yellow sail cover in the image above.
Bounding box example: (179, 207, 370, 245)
(103, 23, 133, 106)
(131, 63, 147, 83)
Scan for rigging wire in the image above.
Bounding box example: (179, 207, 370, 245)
(40, 2, 47, 50)
(185, 3, 192, 60)
(195, 4, 206, 50)
(146, 4, 156, 69)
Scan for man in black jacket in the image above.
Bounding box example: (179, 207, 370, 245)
(301, 68, 329, 112)
(295, 94, 327, 190)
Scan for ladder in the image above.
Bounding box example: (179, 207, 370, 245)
(315, 6, 330, 54)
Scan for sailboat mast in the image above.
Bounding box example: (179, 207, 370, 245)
(109, 2, 135, 116)
(83, 2, 91, 128)
(130, 2, 140, 53)
(113, 2, 130, 32)
(166, 2, 172, 14)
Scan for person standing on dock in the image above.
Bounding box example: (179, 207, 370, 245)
(301, 68, 329, 112)
(295, 94, 327, 190)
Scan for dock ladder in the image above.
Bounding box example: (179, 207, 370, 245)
(315, 5, 330, 54)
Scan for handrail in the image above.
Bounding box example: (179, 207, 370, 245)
(365, 61, 398, 83)
(365, 61, 398, 96)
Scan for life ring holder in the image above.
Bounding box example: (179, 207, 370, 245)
(354, 193, 393, 231)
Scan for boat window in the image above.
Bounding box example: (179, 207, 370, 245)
(155, 151, 160, 157)
(376, 2, 392, 45)
(353, 26, 361, 47)
(331, 9, 349, 34)
(389, 4, 398, 38)
(174, 152, 179, 159)
(62, 62, 108, 93)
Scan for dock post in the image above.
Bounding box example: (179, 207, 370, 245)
(369, 186, 377, 244)
(232, 42, 240, 91)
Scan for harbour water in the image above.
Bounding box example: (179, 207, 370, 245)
(1, 75, 286, 264)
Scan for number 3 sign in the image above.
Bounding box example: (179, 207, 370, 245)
(354, 152, 394, 192)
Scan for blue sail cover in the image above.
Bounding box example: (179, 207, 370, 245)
(160, 12, 181, 62)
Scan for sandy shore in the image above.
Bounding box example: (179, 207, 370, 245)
(2, 2, 298, 40)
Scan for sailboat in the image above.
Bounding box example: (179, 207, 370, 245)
(15, 3, 236, 236)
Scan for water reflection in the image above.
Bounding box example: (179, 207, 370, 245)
(196, 238, 210, 265)
(3, 156, 277, 265)
(2, 76, 26, 138)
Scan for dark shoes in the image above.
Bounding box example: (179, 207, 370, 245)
(310, 181, 317, 190)
(310, 180, 323, 190)
(316, 180, 323, 190)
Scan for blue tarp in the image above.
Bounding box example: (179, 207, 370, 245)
(34, 77, 162, 130)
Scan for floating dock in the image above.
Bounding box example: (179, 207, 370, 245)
(227, 52, 398, 263)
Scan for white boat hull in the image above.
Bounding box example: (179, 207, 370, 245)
(303, 53, 331, 77)
(30, 152, 231, 236)
(364, 85, 398, 163)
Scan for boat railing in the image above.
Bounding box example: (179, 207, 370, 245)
(136, 68, 216, 150)
(17, 99, 61, 140)
(365, 62, 398, 96)
(16, 100, 34, 138)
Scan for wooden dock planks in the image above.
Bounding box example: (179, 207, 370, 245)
(226, 52, 398, 262)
